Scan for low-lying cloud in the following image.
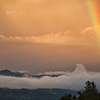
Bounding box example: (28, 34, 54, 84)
(0, 64, 100, 90)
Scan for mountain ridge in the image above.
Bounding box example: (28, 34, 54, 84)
(0, 64, 88, 78)
(0, 88, 77, 100)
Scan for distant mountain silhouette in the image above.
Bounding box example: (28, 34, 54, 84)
(0, 69, 63, 78)
(0, 88, 77, 100)
(0, 64, 89, 78)
(0, 69, 24, 77)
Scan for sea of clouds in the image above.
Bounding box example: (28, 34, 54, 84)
(0, 64, 100, 90)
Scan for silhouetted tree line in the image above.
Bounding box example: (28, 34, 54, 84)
(60, 94, 77, 100)
(60, 81, 100, 100)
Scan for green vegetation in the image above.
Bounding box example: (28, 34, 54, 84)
(60, 81, 100, 100)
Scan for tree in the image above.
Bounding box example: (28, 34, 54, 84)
(72, 95, 77, 100)
(60, 94, 77, 100)
(60, 81, 100, 100)
(78, 81, 100, 100)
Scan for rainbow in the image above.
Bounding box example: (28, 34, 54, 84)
(83, 0, 100, 45)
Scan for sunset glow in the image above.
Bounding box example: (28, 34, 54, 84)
(0, 0, 100, 73)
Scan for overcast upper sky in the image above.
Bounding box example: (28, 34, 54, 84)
(0, 0, 100, 73)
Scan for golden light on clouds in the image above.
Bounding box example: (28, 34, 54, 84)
(0, 0, 98, 46)
(0, 27, 97, 46)
(0, 0, 100, 72)
(1, 0, 91, 35)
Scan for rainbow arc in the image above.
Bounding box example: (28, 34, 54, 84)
(83, 0, 100, 45)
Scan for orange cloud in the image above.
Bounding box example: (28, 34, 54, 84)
(0, 27, 97, 46)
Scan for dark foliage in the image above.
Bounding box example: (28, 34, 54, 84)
(78, 81, 100, 100)
(60, 94, 77, 100)
(60, 81, 100, 100)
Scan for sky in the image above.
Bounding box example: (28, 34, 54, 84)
(0, 0, 100, 73)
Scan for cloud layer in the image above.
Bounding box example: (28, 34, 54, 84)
(0, 27, 97, 46)
(0, 0, 95, 36)
(0, 64, 100, 90)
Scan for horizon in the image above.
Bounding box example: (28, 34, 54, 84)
(0, 64, 100, 90)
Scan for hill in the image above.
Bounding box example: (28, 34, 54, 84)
(0, 88, 77, 100)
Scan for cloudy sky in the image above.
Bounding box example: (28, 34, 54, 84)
(0, 0, 100, 73)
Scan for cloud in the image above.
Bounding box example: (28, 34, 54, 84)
(0, 64, 100, 90)
(1, 0, 98, 37)
(38, 71, 68, 76)
(23, 0, 46, 4)
(0, 27, 97, 46)
(6, 10, 23, 20)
